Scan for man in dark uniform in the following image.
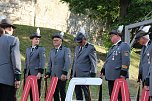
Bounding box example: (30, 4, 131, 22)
(135, 25, 152, 100)
(150, 56, 152, 100)
(45, 32, 71, 101)
(71, 28, 97, 101)
(100, 26, 130, 101)
(0, 19, 21, 101)
(24, 28, 46, 101)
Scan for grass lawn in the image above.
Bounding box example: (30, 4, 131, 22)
(14, 24, 140, 100)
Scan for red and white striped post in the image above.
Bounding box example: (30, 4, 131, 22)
(110, 78, 130, 101)
(20, 76, 39, 101)
(45, 77, 58, 101)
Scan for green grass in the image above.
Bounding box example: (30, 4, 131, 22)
(14, 24, 140, 100)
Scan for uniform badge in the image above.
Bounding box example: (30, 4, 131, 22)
(124, 51, 129, 56)
(147, 53, 150, 64)
(68, 53, 71, 58)
(147, 53, 150, 56)
(112, 51, 115, 60)
(43, 52, 46, 57)
(112, 56, 114, 60)
(115, 51, 118, 55)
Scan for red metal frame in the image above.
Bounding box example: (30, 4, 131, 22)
(45, 77, 58, 101)
(20, 76, 39, 101)
(141, 88, 149, 101)
(110, 78, 130, 101)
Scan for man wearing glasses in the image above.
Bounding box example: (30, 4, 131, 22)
(45, 32, 71, 101)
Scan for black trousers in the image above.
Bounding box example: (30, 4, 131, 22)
(54, 79, 67, 101)
(0, 83, 16, 101)
(108, 80, 122, 101)
(75, 85, 91, 101)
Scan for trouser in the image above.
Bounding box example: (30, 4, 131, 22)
(54, 79, 67, 101)
(14, 89, 17, 101)
(75, 85, 91, 101)
(0, 83, 16, 101)
(108, 80, 122, 101)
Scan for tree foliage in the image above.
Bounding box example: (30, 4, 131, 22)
(61, 0, 120, 24)
(61, 0, 152, 24)
(61, 0, 152, 48)
(124, 0, 152, 24)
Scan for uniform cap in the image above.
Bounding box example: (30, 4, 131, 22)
(0, 18, 16, 29)
(135, 25, 151, 40)
(109, 25, 124, 36)
(30, 28, 41, 39)
(52, 32, 64, 40)
(74, 27, 87, 42)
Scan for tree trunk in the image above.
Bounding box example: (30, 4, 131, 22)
(119, 0, 130, 20)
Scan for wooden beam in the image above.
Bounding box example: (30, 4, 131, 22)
(127, 19, 152, 29)
(124, 19, 152, 46)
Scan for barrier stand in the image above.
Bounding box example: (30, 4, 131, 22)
(45, 77, 58, 101)
(20, 76, 39, 101)
(65, 78, 102, 101)
(141, 88, 149, 101)
(110, 78, 130, 101)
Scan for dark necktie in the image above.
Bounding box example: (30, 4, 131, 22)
(30, 48, 34, 55)
(79, 47, 83, 53)
(55, 49, 58, 54)
(31, 48, 34, 52)
(143, 45, 146, 53)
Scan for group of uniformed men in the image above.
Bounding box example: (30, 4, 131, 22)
(0, 18, 152, 101)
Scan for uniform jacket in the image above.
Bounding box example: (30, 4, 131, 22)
(139, 41, 152, 81)
(0, 34, 21, 86)
(103, 41, 130, 81)
(25, 46, 46, 76)
(139, 41, 152, 96)
(72, 43, 97, 77)
(150, 66, 152, 96)
(47, 46, 71, 79)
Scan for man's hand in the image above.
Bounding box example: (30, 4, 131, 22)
(137, 79, 141, 83)
(37, 73, 42, 79)
(15, 81, 20, 89)
(44, 75, 49, 79)
(61, 74, 67, 81)
(144, 86, 149, 91)
(99, 73, 103, 79)
(44, 72, 51, 79)
(120, 75, 126, 79)
(137, 73, 142, 83)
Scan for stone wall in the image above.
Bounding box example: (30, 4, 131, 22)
(0, 0, 35, 26)
(0, 0, 70, 31)
(0, 0, 104, 43)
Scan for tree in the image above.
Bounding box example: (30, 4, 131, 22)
(119, 0, 130, 20)
(61, 0, 152, 25)
(61, 0, 152, 47)
(61, 0, 132, 24)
